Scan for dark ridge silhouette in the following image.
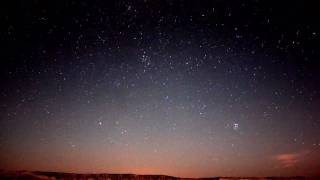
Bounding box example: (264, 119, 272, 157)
(0, 170, 317, 180)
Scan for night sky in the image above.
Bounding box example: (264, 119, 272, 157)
(1, 0, 320, 178)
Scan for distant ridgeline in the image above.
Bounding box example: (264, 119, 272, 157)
(0, 170, 312, 180)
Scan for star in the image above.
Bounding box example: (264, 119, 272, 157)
(233, 123, 239, 131)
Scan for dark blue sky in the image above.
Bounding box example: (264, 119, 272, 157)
(1, 0, 320, 177)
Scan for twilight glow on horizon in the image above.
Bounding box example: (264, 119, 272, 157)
(1, 0, 320, 178)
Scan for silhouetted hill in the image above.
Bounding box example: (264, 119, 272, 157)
(0, 170, 316, 180)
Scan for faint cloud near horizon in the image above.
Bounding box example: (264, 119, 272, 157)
(274, 151, 309, 168)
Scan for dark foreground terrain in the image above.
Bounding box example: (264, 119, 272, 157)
(0, 170, 316, 180)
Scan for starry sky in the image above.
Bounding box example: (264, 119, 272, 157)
(1, 0, 320, 178)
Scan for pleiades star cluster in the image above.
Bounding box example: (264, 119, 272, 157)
(1, 0, 320, 177)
